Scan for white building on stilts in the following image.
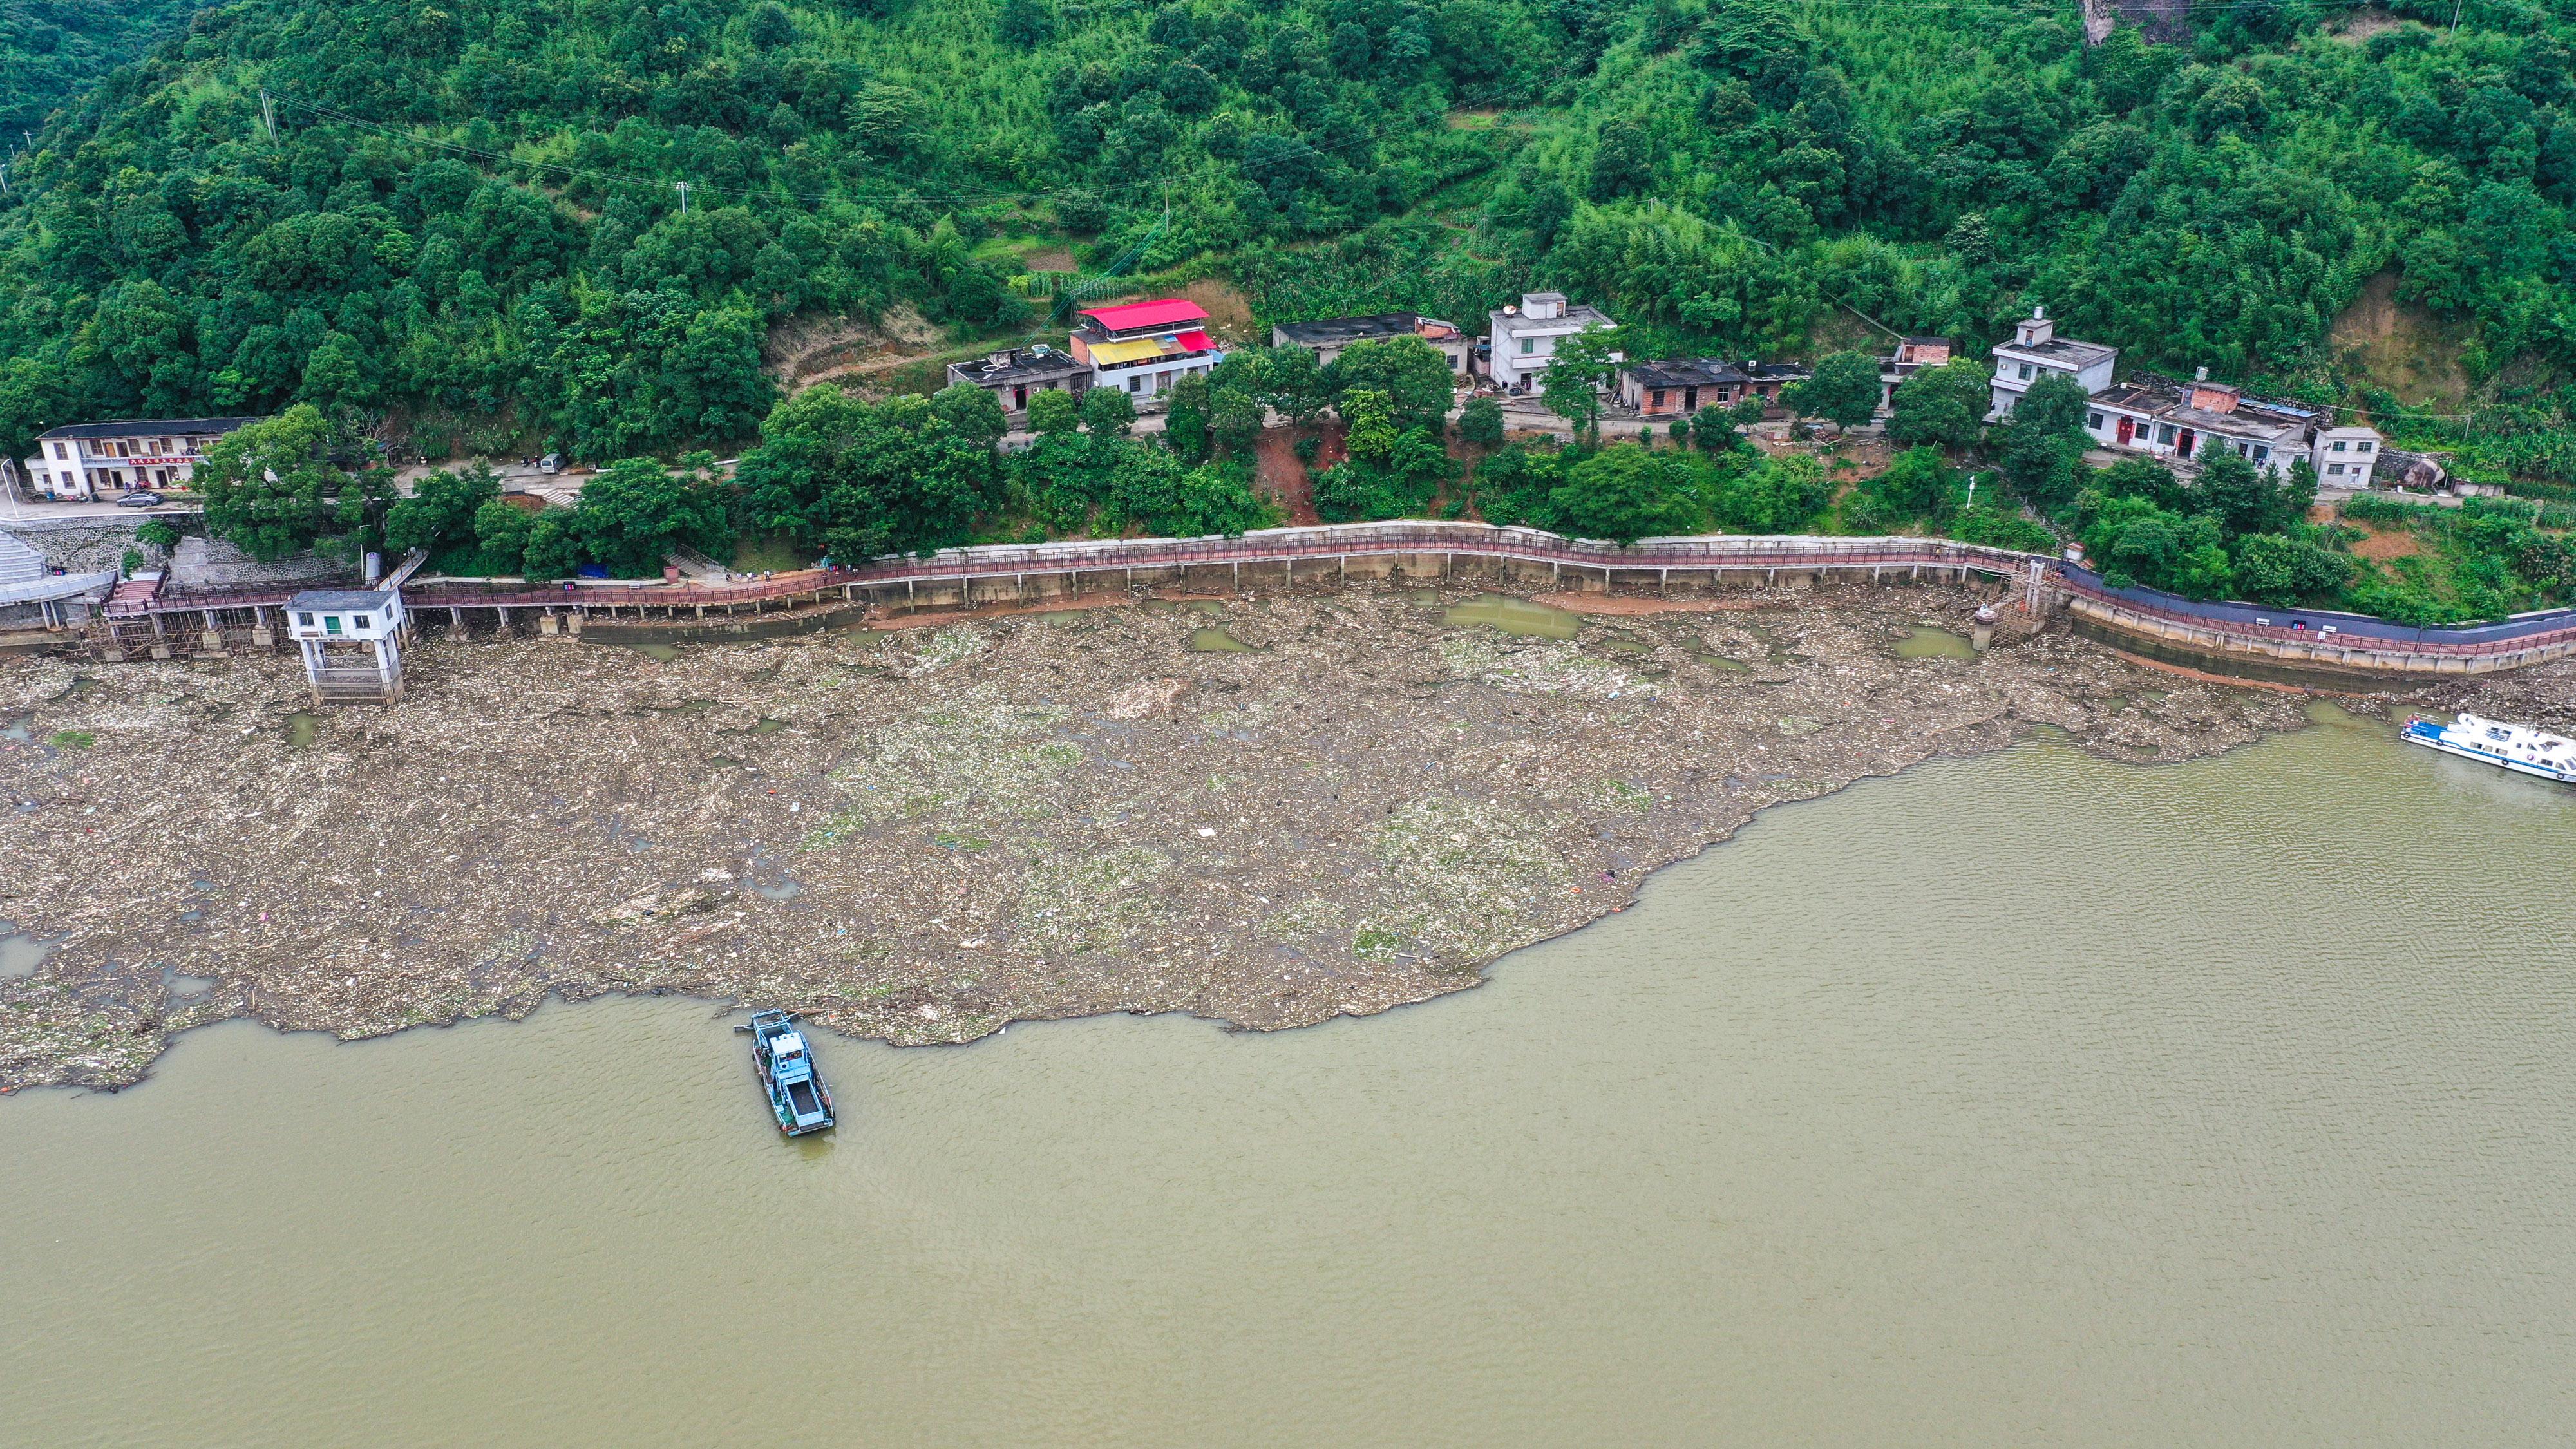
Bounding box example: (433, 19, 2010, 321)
(285, 587, 406, 705)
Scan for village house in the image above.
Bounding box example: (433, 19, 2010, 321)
(1067, 298, 1220, 401)
(1270, 312, 1473, 374)
(2081, 370, 2384, 486)
(943, 344, 1090, 417)
(1616, 357, 1812, 417)
(1987, 307, 2116, 418)
(2083, 370, 2309, 469)
(1877, 337, 1952, 411)
(1616, 359, 1749, 417)
(19, 416, 263, 501)
(1487, 292, 1617, 393)
(1742, 360, 1813, 404)
(1994, 303, 2386, 482)
(2311, 424, 2385, 489)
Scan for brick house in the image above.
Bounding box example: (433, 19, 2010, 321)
(1877, 336, 1952, 411)
(1616, 359, 1750, 417)
(20, 416, 264, 501)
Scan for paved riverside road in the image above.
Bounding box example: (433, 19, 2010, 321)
(2060, 563, 2576, 647)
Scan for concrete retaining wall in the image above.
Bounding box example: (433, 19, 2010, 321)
(2064, 595, 2576, 682)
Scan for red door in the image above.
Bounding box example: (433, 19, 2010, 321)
(2177, 429, 2195, 459)
(1014, 385, 1028, 410)
(2116, 416, 2134, 446)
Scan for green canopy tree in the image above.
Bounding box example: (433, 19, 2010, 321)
(930, 383, 1009, 451)
(1323, 336, 1455, 434)
(1550, 444, 1698, 543)
(1459, 395, 1506, 448)
(736, 388, 1005, 562)
(1026, 389, 1083, 437)
(1786, 351, 1880, 428)
(472, 499, 538, 576)
(1886, 359, 1993, 451)
(194, 405, 345, 562)
(1080, 386, 1135, 437)
(572, 456, 734, 576)
(1996, 373, 2094, 509)
(384, 465, 502, 560)
(1542, 327, 1622, 444)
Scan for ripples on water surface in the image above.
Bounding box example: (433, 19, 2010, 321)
(5, 707, 2573, 1446)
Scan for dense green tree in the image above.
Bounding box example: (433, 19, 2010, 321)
(572, 457, 734, 576)
(384, 466, 501, 560)
(2233, 533, 2353, 605)
(1786, 352, 1880, 428)
(1459, 395, 1506, 448)
(1027, 389, 1083, 437)
(1163, 374, 1215, 462)
(1551, 444, 1698, 543)
(737, 388, 1003, 563)
(1541, 328, 1622, 444)
(1997, 374, 2094, 510)
(1714, 453, 1828, 533)
(1323, 337, 1455, 434)
(1886, 361, 1992, 451)
(1844, 447, 1962, 531)
(473, 499, 538, 576)
(931, 384, 1010, 452)
(194, 406, 346, 563)
(1081, 386, 1135, 438)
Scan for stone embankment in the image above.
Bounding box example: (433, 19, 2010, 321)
(0, 575, 2400, 1093)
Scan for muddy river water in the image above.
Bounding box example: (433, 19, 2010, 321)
(5, 707, 2574, 1446)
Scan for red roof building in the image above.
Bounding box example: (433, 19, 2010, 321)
(1077, 299, 1211, 335)
(1068, 298, 1222, 403)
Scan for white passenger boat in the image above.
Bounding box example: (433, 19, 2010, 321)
(2403, 713, 2576, 785)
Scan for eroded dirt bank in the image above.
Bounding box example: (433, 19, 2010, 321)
(1, 583, 2435, 1091)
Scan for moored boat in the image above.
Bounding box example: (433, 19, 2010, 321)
(735, 1009, 836, 1136)
(2403, 712, 2576, 786)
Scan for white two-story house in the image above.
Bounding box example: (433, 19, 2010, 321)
(1987, 308, 2116, 418)
(1068, 299, 1220, 401)
(1488, 292, 1617, 393)
(19, 416, 263, 500)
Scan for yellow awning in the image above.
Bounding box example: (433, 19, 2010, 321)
(1089, 337, 1167, 364)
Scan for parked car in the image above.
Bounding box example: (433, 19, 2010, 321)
(115, 491, 162, 507)
(538, 452, 564, 475)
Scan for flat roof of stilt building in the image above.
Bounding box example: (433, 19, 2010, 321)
(287, 589, 395, 610)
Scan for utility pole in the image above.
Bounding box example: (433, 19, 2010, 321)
(675, 180, 690, 216)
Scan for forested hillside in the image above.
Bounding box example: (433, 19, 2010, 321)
(1, 0, 204, 136)
(3, 0, 2575, 470)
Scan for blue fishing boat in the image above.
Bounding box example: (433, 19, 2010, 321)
(2403, 713, 2576, 786)
(735, 1010, 836, 1136)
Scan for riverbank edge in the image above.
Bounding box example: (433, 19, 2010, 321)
(3, 684, 2349, 1098)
